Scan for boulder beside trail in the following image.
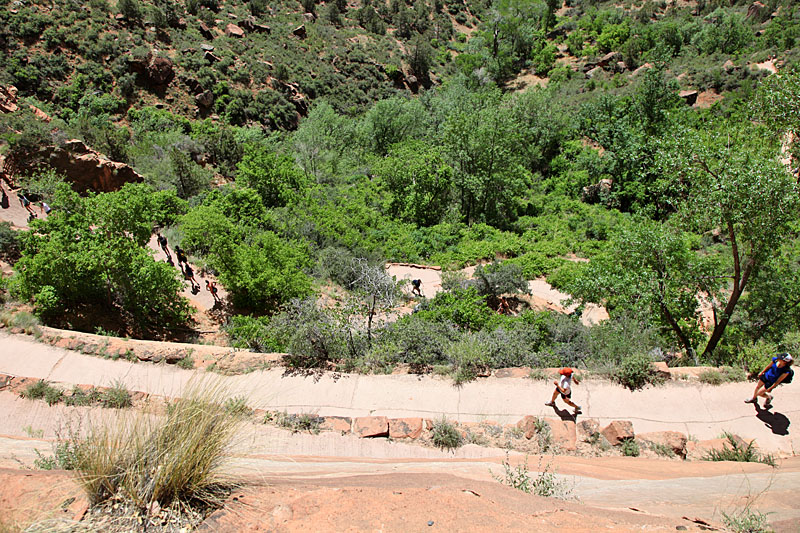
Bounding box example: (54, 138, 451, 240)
(389, 418, 424, 439)
(601, 420, 635, 446)
(545, 418, 577, 451)
(320, 416, 352, 434)
(639, 431, 688, 458)
(354, 416, 389, 438)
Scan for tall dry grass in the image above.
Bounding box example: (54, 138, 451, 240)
(70, 379, 243, 510)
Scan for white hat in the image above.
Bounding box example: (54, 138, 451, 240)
(777, 352, 793, 363)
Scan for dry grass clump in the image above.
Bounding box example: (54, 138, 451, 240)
(69, 380, 243, 518)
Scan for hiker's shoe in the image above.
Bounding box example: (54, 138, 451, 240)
(544, 402, 555, 407)
(744, 398, 757, 404)
(764, 395, 773, 408)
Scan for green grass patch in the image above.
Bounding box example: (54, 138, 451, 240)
(703, 433, 776, 467)
(431, 417, 463, 451)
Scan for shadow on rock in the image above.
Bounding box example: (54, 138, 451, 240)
(551, 405, 578, 422)
(754, 404, 790, 435)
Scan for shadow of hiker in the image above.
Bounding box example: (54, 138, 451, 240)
(754, 404, 790, 435)
(551, 404, 578, 422)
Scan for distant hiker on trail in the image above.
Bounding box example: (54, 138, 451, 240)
(183, 263, 198, 290)
(745, 353, 793, 409)
(1, 186, 9, 209)
(498, 296, 513, 315)
(174, 245, 187, 266)
(411, 279, 423, 297)
(40, 201, 51, 215)
(18, 191, 35, 217)
(206, 279, 220, 304)
(545, 367, 582, 415)
(156, 232, 171, 259)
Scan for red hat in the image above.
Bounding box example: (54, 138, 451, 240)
(559, 367, 573, 376)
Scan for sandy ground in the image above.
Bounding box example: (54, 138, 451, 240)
(386, 264, 611, 326)
(0, 182, 49, 229)
(146, 234, 226, 313)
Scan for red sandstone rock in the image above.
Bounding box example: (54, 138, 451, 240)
(320, 416, 352, 434)
(639, 431, 688, 458)
(353, 416, 389, 438)
(225, 23, 245, 37)
(545, 418, 577, 451)
(601, 420, 634, 446)
(577, 419, 600, 442)
(389, 418, 423, 439)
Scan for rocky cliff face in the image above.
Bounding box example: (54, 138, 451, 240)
(46, 140, 144, 193)
(1, 86, 144, 193)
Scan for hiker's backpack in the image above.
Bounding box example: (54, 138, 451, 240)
(783, 368, 794, 384)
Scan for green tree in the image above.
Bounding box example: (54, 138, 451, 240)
(659, 123, 800, 356)
(374, 140, 453, 227)
(118, 0, 142, 22)
(567, 218, 713, 354)
(236, 144, 307, 208)
(13, 183, 190, 330)
(440, 88, 529, 226)
(292, 101, 354, 181)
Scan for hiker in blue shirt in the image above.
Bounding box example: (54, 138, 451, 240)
(745, 353, 793, 409)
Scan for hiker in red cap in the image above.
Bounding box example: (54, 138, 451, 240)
(545, 367, 582, 415)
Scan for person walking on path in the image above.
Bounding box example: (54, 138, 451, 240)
(545, 367, 582, 415)
(745, 353, 793, 409)
(174, 245, 187, 266)
(156, 232, 171, 259)
(183, 263, 198, 291)
(411, 279, 423, 297)
(206, 279, 221, 304)
(17, 191, 35, 217)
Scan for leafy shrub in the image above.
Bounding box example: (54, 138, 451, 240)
(0, 221, 20, 263)
(177, 355, 195, 369)
(446, 333, 490, 385)
(704, 433, 776, 467)
(22, 380, 54, 401)
(613, 352, 664, 391)
(64, 386, 99, 407)
(492, 454, 573, 499)
(101, 381, 132, 409)
(225, 314, 275, 352)
(35, 441, 80, 470)
(416, 287, 496, 332)
(431, 417, 462, 450)
(268, 411, 322, 434)
(33, 285, 61, 321)
(698, 366, 746, 385)
(620, 438, 640, 457)
(223, 396, 252, 418)
(721, 508, 772, 533)
(44, 385, 64, 406)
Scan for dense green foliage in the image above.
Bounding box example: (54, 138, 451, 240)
(11, 183, 192, 331)
(3, 0, 800, 375)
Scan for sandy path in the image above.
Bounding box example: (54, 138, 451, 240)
(2, 332, 798, 454)
(146, 234, 226, 313)
(3, 390, 799, 527)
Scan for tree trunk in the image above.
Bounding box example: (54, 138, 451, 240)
(657, 279, 693, 354)
(367, 294, 376, 346)
(702, 223, 755, 356)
